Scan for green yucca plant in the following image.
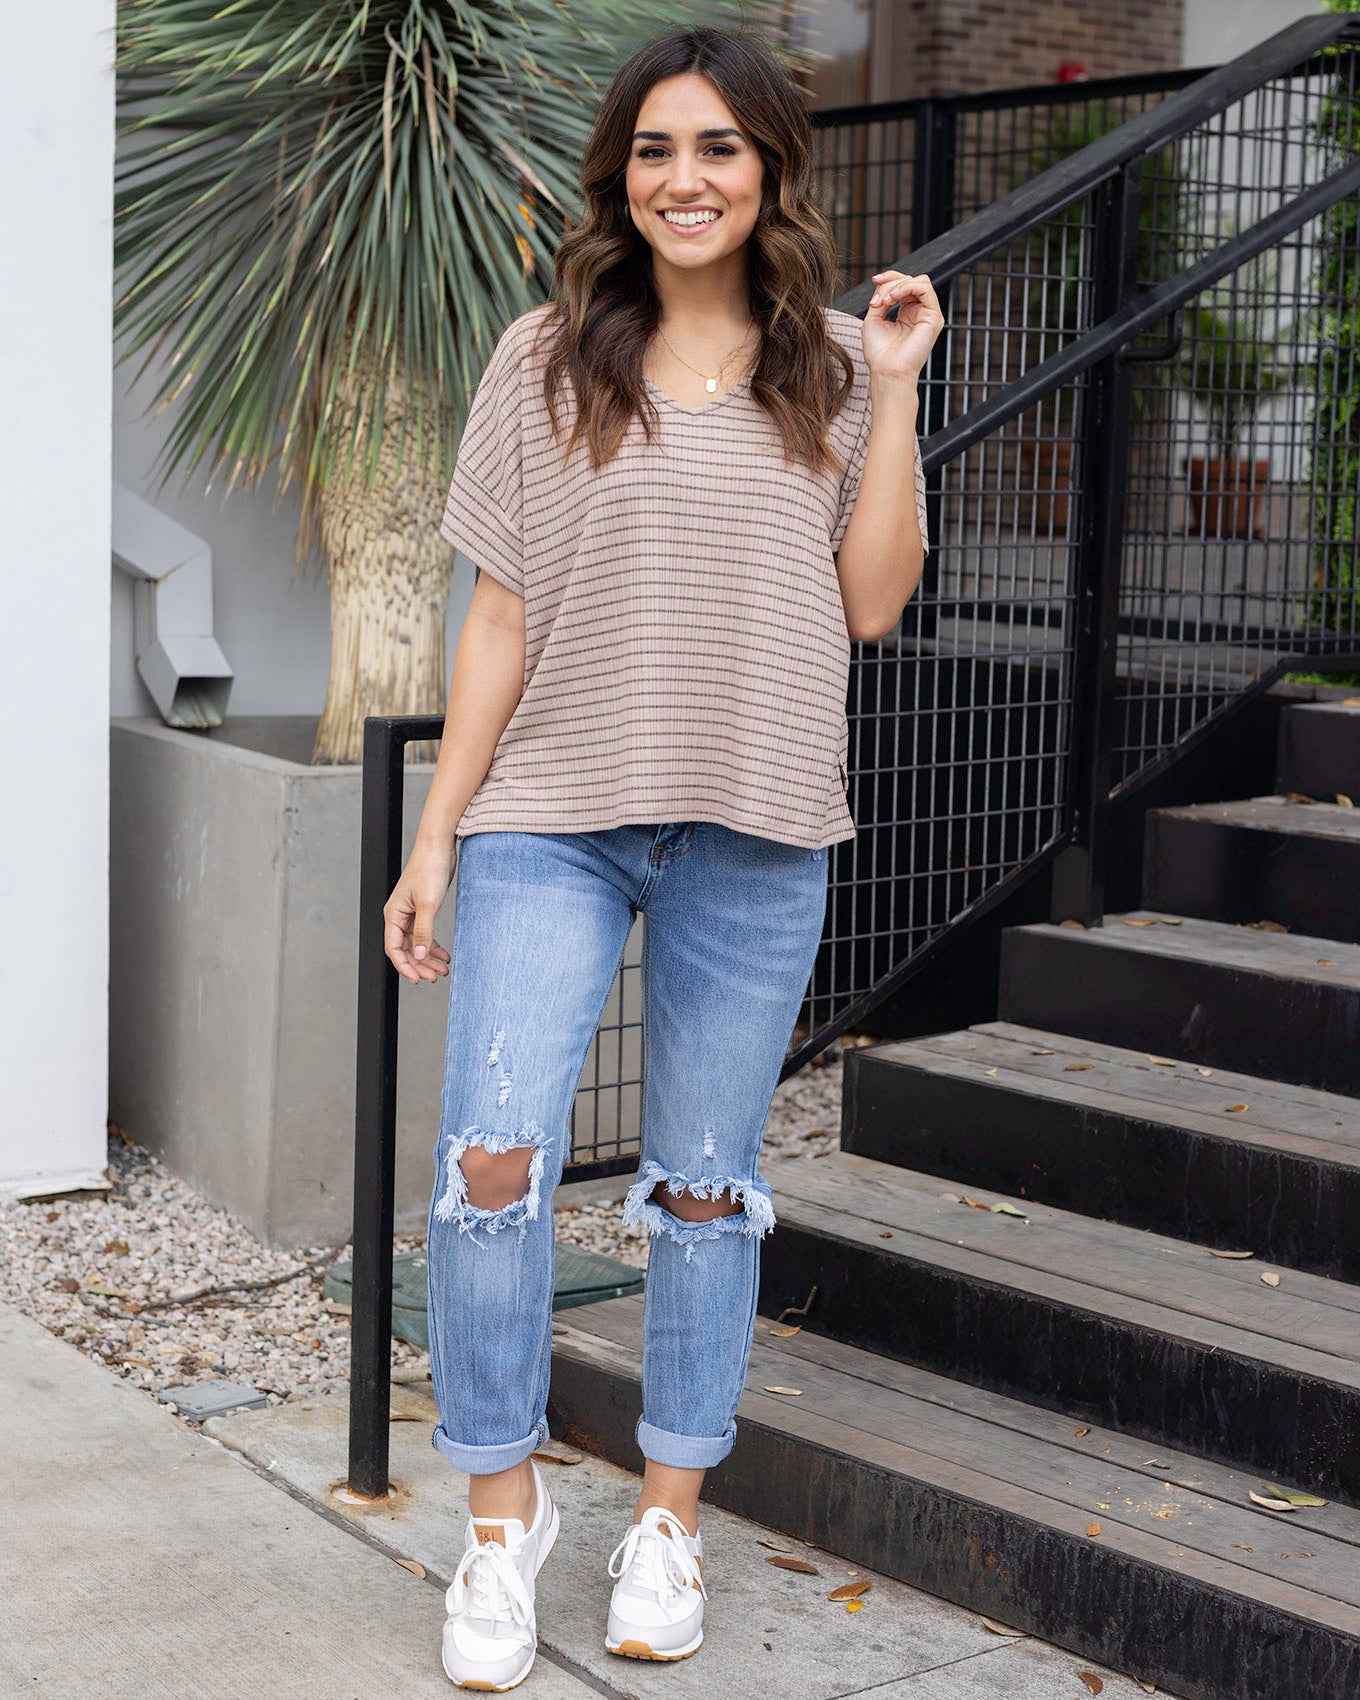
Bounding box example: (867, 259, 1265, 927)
(115, 0, 790, 762)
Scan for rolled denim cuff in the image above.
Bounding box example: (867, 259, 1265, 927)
(636, 1415, 737, 1469)
(431, 1413, 549, 1476)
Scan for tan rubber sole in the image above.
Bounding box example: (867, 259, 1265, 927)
(607, 1637, 701, 1661)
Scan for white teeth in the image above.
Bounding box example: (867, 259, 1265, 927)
(661, 210, 719, 226)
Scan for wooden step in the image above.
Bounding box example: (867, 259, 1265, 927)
(753, 1150, 1360, 1507)
(549, 1292, 1360, 1700)
(1276, 700, 1360, 798)
(998, 911, 1360, 1095)
(1144, 797, 1360, 944)
(842, 1021, 1360, 1279)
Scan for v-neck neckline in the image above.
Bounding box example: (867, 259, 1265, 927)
(643, 372, 753, 417)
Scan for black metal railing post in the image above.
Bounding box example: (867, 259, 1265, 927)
(347, 717, 405, 1497)
(1050, 161, 1143, 927)
(347, 712, 443, 1497)
(910, 99, 957, 643)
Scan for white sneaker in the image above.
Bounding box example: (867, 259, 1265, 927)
(605, 1503, 707, 1661)
(442, 1459, 560, 1691)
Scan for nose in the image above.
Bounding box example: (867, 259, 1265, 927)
(667, 153, 706, 196)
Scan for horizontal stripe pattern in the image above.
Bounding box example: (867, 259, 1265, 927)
(439, 301, 929, 851)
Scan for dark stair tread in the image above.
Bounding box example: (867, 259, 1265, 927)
(1012, 910, 1360, 987)
(864, 1022, 1360, 1163)
(761, 1150, 1360, 1372)
(1153, 796, 1360, 837)
(553, 1293, 1360, 1622)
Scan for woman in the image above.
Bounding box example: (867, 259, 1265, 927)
(383, 23, 941, 1692)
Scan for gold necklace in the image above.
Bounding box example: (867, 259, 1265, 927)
(656, 320, 754, 394)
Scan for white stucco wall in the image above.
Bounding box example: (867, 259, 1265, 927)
(1, 2, 117, 1193)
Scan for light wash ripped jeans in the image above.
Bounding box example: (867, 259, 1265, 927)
(426, 821, 830, 1475)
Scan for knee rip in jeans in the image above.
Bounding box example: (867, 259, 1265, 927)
(432, 1121, 551, 1244)
(622, 1158, 777, 1263)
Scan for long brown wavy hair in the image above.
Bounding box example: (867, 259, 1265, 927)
(530, 25, 855, 477)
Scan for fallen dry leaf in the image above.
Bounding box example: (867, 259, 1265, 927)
(845, 1598, 865, 1612)
(532, 1445, 584, 1465)
(83, 1280, 130, 1299)
(766, 1555, 820, 1574)
(1078, 1671, 1104, 1693)
(1337, 794, 1353, 808)
(1196, 1067, 1214, 1076)
(1317, 959, 1338, 967)
(1136, 1682, 1157, 1694)
(1244, 919, 1289, 932)
(769, 1325, 802, 1337)
(1225, 1104, 1249, 1114)
(763, 1386, 803, 1397)
(1086, 1522, 1102, 1537)
(828, 1580, 873, 1601)
(1147, 1055, 1178, 1066)
(1158, 917, 1183, 926)
(1075, 1427, 1090, 1437)
(1209, 1248, 1254, 1259)
(757, 1537, 793, 1552)
(879, 1230, 894, 1239)
(104, 1239, 130, 1256)
(1031, 1047, 1055, 1055)
(978, 1615, 1027, 1636)
(1248, 1489, 1295, 1511)
(1122, 918, 1156, 927)
(394, 1557, 426, 1578)
(1058, 918, 1088, 928)
(992, 1201, 1028, 1217)
(388, 1412, 424, 1423)
(57, 1277, 79, 1294)
(1261, 1272, 1281, 1287)
(1064, 1063, 1095, 1071)
(940, 1191, 961, 1202)
(984, 1067, 999, 1076)
(1261, 1484, 1326, 1507)
(962, 1196, 992, 1210)
(1282, 793, 1315, 805)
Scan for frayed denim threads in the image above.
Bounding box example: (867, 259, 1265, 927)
(432, 1121, 551, 1245)
(622, 1159, 777, 1263)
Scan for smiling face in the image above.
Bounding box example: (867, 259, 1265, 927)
(624, 73, 765, 273)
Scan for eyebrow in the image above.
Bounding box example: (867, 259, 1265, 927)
(631, 127, 743, 143)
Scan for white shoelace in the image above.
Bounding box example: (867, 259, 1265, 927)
(607, 1520, 708, 1608)
(448, 1536, 535, 1635)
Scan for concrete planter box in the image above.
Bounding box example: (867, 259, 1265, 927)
(110, 717, 641, 1248)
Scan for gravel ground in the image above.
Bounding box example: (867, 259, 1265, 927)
(0, 1035, 866, 1420)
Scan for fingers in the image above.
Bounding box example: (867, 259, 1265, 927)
(383, 893, 450, 985)
(869, 271, 931, 310)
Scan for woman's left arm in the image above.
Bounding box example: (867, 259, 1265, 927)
(835, 271, 945, 641)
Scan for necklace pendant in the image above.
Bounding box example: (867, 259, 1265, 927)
(705, 376, 717, 393)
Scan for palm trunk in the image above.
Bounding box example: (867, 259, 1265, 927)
(311, 336, 455, 766)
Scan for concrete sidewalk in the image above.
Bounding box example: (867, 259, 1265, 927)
(0, 1295, 1172, 1700)
(208, 1356, 1173, 1700)
(0, 1302, 600, 1698)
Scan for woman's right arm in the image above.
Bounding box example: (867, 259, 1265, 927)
(382, 572, 526, 984)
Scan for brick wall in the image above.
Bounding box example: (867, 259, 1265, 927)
(871, 0, 1185, 102)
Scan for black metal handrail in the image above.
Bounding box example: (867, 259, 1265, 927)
(348, 17, 1360, 1494)
(832, 15, 1360, 317)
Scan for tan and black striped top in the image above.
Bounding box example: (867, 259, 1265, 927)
(439, 300, 929, 850)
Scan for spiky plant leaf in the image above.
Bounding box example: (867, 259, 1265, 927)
(114, 0, 794, 568)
